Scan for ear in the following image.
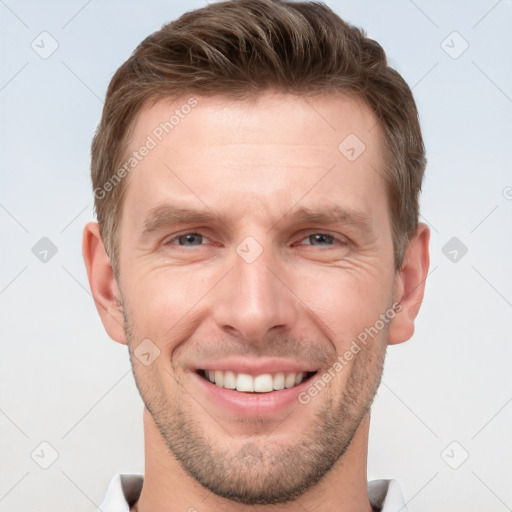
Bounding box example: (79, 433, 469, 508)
(82, 221, 127, 345)
(388, 222, 430, 345)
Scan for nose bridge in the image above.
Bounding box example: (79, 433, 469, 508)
(212, 236, 298, 342)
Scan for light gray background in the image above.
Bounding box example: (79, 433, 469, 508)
(1, 1, 511, 511)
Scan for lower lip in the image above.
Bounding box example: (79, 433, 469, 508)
(190, 371, 316, 417)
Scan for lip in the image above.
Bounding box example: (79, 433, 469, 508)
(188, 368, 317, 417)
(191, 356, 317, 376)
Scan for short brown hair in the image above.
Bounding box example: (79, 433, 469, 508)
(91, 0, 426, 277)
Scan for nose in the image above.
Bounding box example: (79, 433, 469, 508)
(212, 240, 299, 343)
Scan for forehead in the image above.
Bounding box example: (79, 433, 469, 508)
(121, 91, 388, 229)
(130, 91, 381, 156)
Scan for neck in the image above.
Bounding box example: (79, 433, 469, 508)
(134, 408, 373, 512)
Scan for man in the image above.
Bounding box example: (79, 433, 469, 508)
(83, 0, 430, 510)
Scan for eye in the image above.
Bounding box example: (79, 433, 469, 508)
(296, 233, 347, 248)
(163, 231, 347, 250)
(166, 232, 209, 247)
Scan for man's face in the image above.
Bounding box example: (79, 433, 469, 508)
(116, 92, 398, 504)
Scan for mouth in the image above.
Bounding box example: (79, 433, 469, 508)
(196, 369, 317, 393)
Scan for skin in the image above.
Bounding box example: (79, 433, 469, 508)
(83, 91, 430, 512)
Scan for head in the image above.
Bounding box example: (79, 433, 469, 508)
(84, 0, 429, 506)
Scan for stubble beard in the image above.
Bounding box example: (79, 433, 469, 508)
(123, 306, 388, 505)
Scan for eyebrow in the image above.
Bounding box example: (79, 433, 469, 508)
(139, 203, 376, 239)
(278, 205, 375, 235)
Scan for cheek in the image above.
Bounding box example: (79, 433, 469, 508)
(292, 266, 392, 345)
(123, 266, 212, 344)
(123, 250, 394, 353)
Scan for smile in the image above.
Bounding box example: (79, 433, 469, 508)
(197, 369, 317, 393)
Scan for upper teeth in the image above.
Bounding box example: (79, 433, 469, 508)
(204, 370, 307, 393)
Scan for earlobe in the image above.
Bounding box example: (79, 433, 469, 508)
(388, 222, 430, 345)
(82, 222, 127, 345)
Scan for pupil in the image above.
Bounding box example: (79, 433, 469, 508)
(312, 234, 332, 245)
(181, 233, 202, 246)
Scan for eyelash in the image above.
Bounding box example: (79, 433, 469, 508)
(164, 231, 348, 249)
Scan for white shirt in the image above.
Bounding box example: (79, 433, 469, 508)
(96, 473, 409, 512)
